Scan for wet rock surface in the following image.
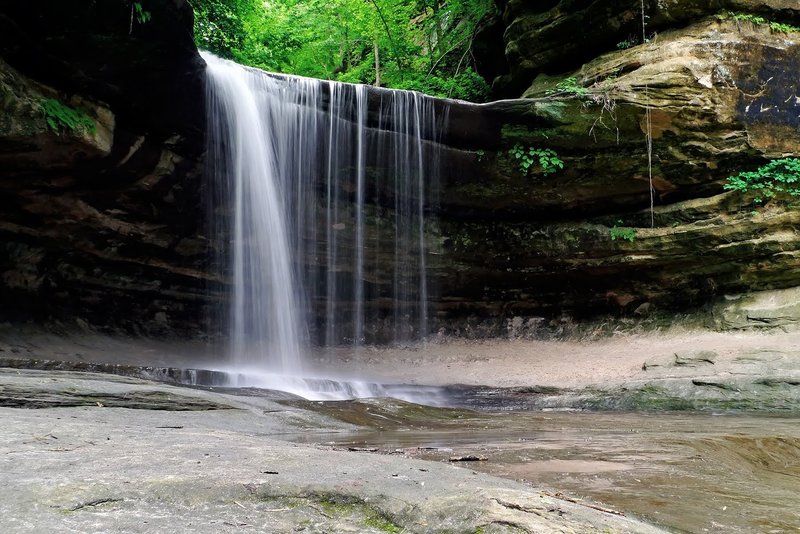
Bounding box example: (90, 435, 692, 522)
(2, 360, 798, 533)
(3, 323, 799, 414)
(442, 346, 800, 413)
(0, 368, 669, 534)
(2, 327, 799, 531)
(312, 405, 800, 533)
(0, 369, 234, 410)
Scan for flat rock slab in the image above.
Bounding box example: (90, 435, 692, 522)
(0, 369, 666, 533)
(0, 369, 233, 410)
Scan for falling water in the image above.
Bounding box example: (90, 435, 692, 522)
(203, 53, 444, 397)
(204, 53, 304, 376)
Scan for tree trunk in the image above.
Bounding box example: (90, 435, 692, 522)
(374, 39, 381, 87)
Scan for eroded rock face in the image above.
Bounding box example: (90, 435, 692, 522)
(1, 0, 799, 339)
(431, 14, 800, 328)
(495, 0, 800, 94)
(0, 58, 114, 171)
(432, 194, 800, 326)
(0, 1, 211, 336)
(445, 19, 800, 214)
(712, 287, 800, 330)
(0, 0, 204, 138)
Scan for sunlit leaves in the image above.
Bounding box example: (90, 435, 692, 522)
(192, 0, 494, 101)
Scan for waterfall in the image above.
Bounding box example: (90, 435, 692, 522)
(202, 53, 444, 392)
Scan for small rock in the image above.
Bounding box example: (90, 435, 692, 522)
(641, 360, 664, 371)
(75, 318, 93, 333)
(674, 351, 716, 367)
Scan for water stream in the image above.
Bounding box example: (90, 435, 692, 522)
(284, 400, 800, 533)
(203, 53, 443, 396)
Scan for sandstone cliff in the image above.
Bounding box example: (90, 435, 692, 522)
(435, 1, 800, 332)
(1, 0, 798, 339)
(0, 1, 210, 336)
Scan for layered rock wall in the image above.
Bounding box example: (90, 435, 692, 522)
(1, 0, 799, 339)
(0, 1, 210, 336)
(431, 3, 800, 331)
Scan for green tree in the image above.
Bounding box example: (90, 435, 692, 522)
(193, 0, 257, 58)
(192, 0, 495, 101)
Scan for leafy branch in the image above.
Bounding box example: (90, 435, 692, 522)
(508, 144, 564, 176)
(129, 1, 151, 34)
(724, 158, 800, 205)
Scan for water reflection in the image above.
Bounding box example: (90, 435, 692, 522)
(285, 403, 800, 533)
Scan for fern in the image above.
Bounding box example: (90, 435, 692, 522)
(723, 12, 800, 33)
(40, 99, 96, 135)
(609, 222, 637, 242)
(546, 77, 589, 98)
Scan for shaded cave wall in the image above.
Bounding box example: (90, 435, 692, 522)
(0, 0, 799, 340)
(0, 1, 211, 336)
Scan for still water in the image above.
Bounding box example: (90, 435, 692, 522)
(286, 401, 800, 533)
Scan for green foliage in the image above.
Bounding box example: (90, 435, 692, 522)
(508, 144, 564, 176)
(609, 222, 637, 242)
(730, 12, 767, 25)
(724, 158, 800, 204)
(616, 36, 637, 50)
(394, 68, 490, 101)
(722, 12, 800, 33)
(193, 0, 257, 58)
(133, 2, 151, 24)
(768, 21, 800, 33)
(40, 99, 95, 135)
(191, 0, 495, 101)
(546, 77, 588, 98)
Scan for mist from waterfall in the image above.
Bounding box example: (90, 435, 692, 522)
(202, 53, 444, 395)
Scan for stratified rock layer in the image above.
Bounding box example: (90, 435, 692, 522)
(1, 0, 800, 337)
(432, 13, 800, 328)
(0, 1, 211, 336)
(496, 0, 800, 94)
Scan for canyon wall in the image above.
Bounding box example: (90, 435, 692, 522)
(436, 0, 800, 332)
(1, 0, 799, 339)
(0, 1, 210, 336)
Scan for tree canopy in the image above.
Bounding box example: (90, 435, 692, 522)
(192, 0, 495, 101)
